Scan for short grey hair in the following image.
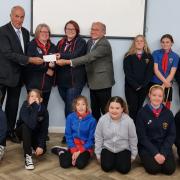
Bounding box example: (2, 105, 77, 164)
(11, 6, 25, 16)
(92, 22, 106, 34)
(34, 23, 51, 39)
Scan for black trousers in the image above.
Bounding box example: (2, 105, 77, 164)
(140, 154, 176, 175)
(90, 87, 111, 121)
(59, 151, 90, 169)
(174, 111, 180, 158)
(0, 85, 21, 136)
(125, 84, 148, 122)
(16, 123, 46, 157)
(100, 148, 131, 174)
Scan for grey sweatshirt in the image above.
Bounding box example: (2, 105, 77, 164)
(95, 113, 138, 160)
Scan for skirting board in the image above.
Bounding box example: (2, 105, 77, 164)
(49, 126, 65, 133)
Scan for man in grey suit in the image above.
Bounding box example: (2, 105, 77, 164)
(56, 22, 115, 121)
(0, 6, 43, 142)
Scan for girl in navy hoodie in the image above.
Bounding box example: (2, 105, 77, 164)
(136, 85, 176, 175)
(51, 95, 96, 169)
(16, 89, 49, 170)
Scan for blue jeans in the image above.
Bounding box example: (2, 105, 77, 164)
(58, 86, 83, 117)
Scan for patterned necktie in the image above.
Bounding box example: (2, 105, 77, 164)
(16, 29, 24, 52)
(16, 29, 21, 41)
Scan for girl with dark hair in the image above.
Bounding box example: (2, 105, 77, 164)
(51, 95, 96, 169)
(56, 20, 87, 143)
(136, 85, 176, 175)
(95, 96, 137, 174)
(150, 34, 179, 109)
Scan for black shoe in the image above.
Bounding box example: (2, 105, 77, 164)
(51, 146, 67, 156)
(46, 135, 50, 141)
(7, 133, 21, 144)
(61, 136, 66, 144)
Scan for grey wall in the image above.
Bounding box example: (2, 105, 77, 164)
(0, 0, 180, 131)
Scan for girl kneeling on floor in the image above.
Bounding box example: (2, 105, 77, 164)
(16, 89, 49, 170)
(95, 96, 138, 174)
(51, 95, 96, 169)
(136, 85, 176, 175)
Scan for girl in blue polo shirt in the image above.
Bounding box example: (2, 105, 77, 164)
(136, 85, 176, 175)
(151, 34, 179, 109)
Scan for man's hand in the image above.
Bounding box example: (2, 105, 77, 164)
(28, 57, 43, 65)
(56, 59, 70, 66)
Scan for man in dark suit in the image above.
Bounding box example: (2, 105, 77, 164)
(0, 6, 43, 142)
(56, 22, 115, 121)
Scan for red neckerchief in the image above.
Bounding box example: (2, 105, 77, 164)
(35, 38, 50, 55)
(136, 53, 142, 60)
(162, 50, 170, 73)
(76, 111, 90, 120)
(148, 103, 163, 118)
(57, 37, 76, 53)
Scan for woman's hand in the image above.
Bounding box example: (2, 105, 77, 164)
(46, 69, 54, 76)
(56, 53, 61, 59)
(49, 62, 55, 68)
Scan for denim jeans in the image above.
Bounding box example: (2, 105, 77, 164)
(58, 86, 83, 117)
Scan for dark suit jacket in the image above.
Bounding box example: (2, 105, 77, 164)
(0, 22, 29, 87)
(71, 36, 115, 90)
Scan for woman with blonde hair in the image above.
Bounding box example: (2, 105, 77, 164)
(23, 23, 57, 108)
(123, 35, 154, 121)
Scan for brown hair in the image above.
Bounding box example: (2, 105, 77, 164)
(105, 96, 128, 114)
(72, 95, 89, 112)
(27, 89, 42, 103)
(160, 34, 174, 43)
(64, 20, 80, 36)
(125, 34, 151, 57)
(149, 85, 164, 95)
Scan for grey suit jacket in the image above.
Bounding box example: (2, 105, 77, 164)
(0, 22, 29, 87)
(71, 36, 115, 90)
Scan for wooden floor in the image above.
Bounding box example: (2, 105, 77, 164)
(1, 134, 180, 180)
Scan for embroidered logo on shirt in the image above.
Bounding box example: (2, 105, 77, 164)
(37, 47, 43, 54)
(169, 58, 173, 64)
(147, 120, 152, 125)
(145, 58, 149, 64)
(162, 122, 168, 129)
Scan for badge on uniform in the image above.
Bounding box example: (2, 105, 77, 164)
(37, 47, 43, 54)
(147, 119, 152, 125)
(145, 58, 149, 64)
(162, 122, 168, 129)
(169, 58, 173, 64)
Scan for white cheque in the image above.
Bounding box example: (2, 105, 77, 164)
(43, 54, 56, 62)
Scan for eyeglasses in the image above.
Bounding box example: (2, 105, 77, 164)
(40, 31, 49, 34)
(65, 28, 76, 32)
(91, 28, 101, 32)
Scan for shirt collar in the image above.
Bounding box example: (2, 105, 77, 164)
(11, 22, 22, 33)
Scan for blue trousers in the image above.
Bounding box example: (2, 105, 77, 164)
(57, 86, 83, 117)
